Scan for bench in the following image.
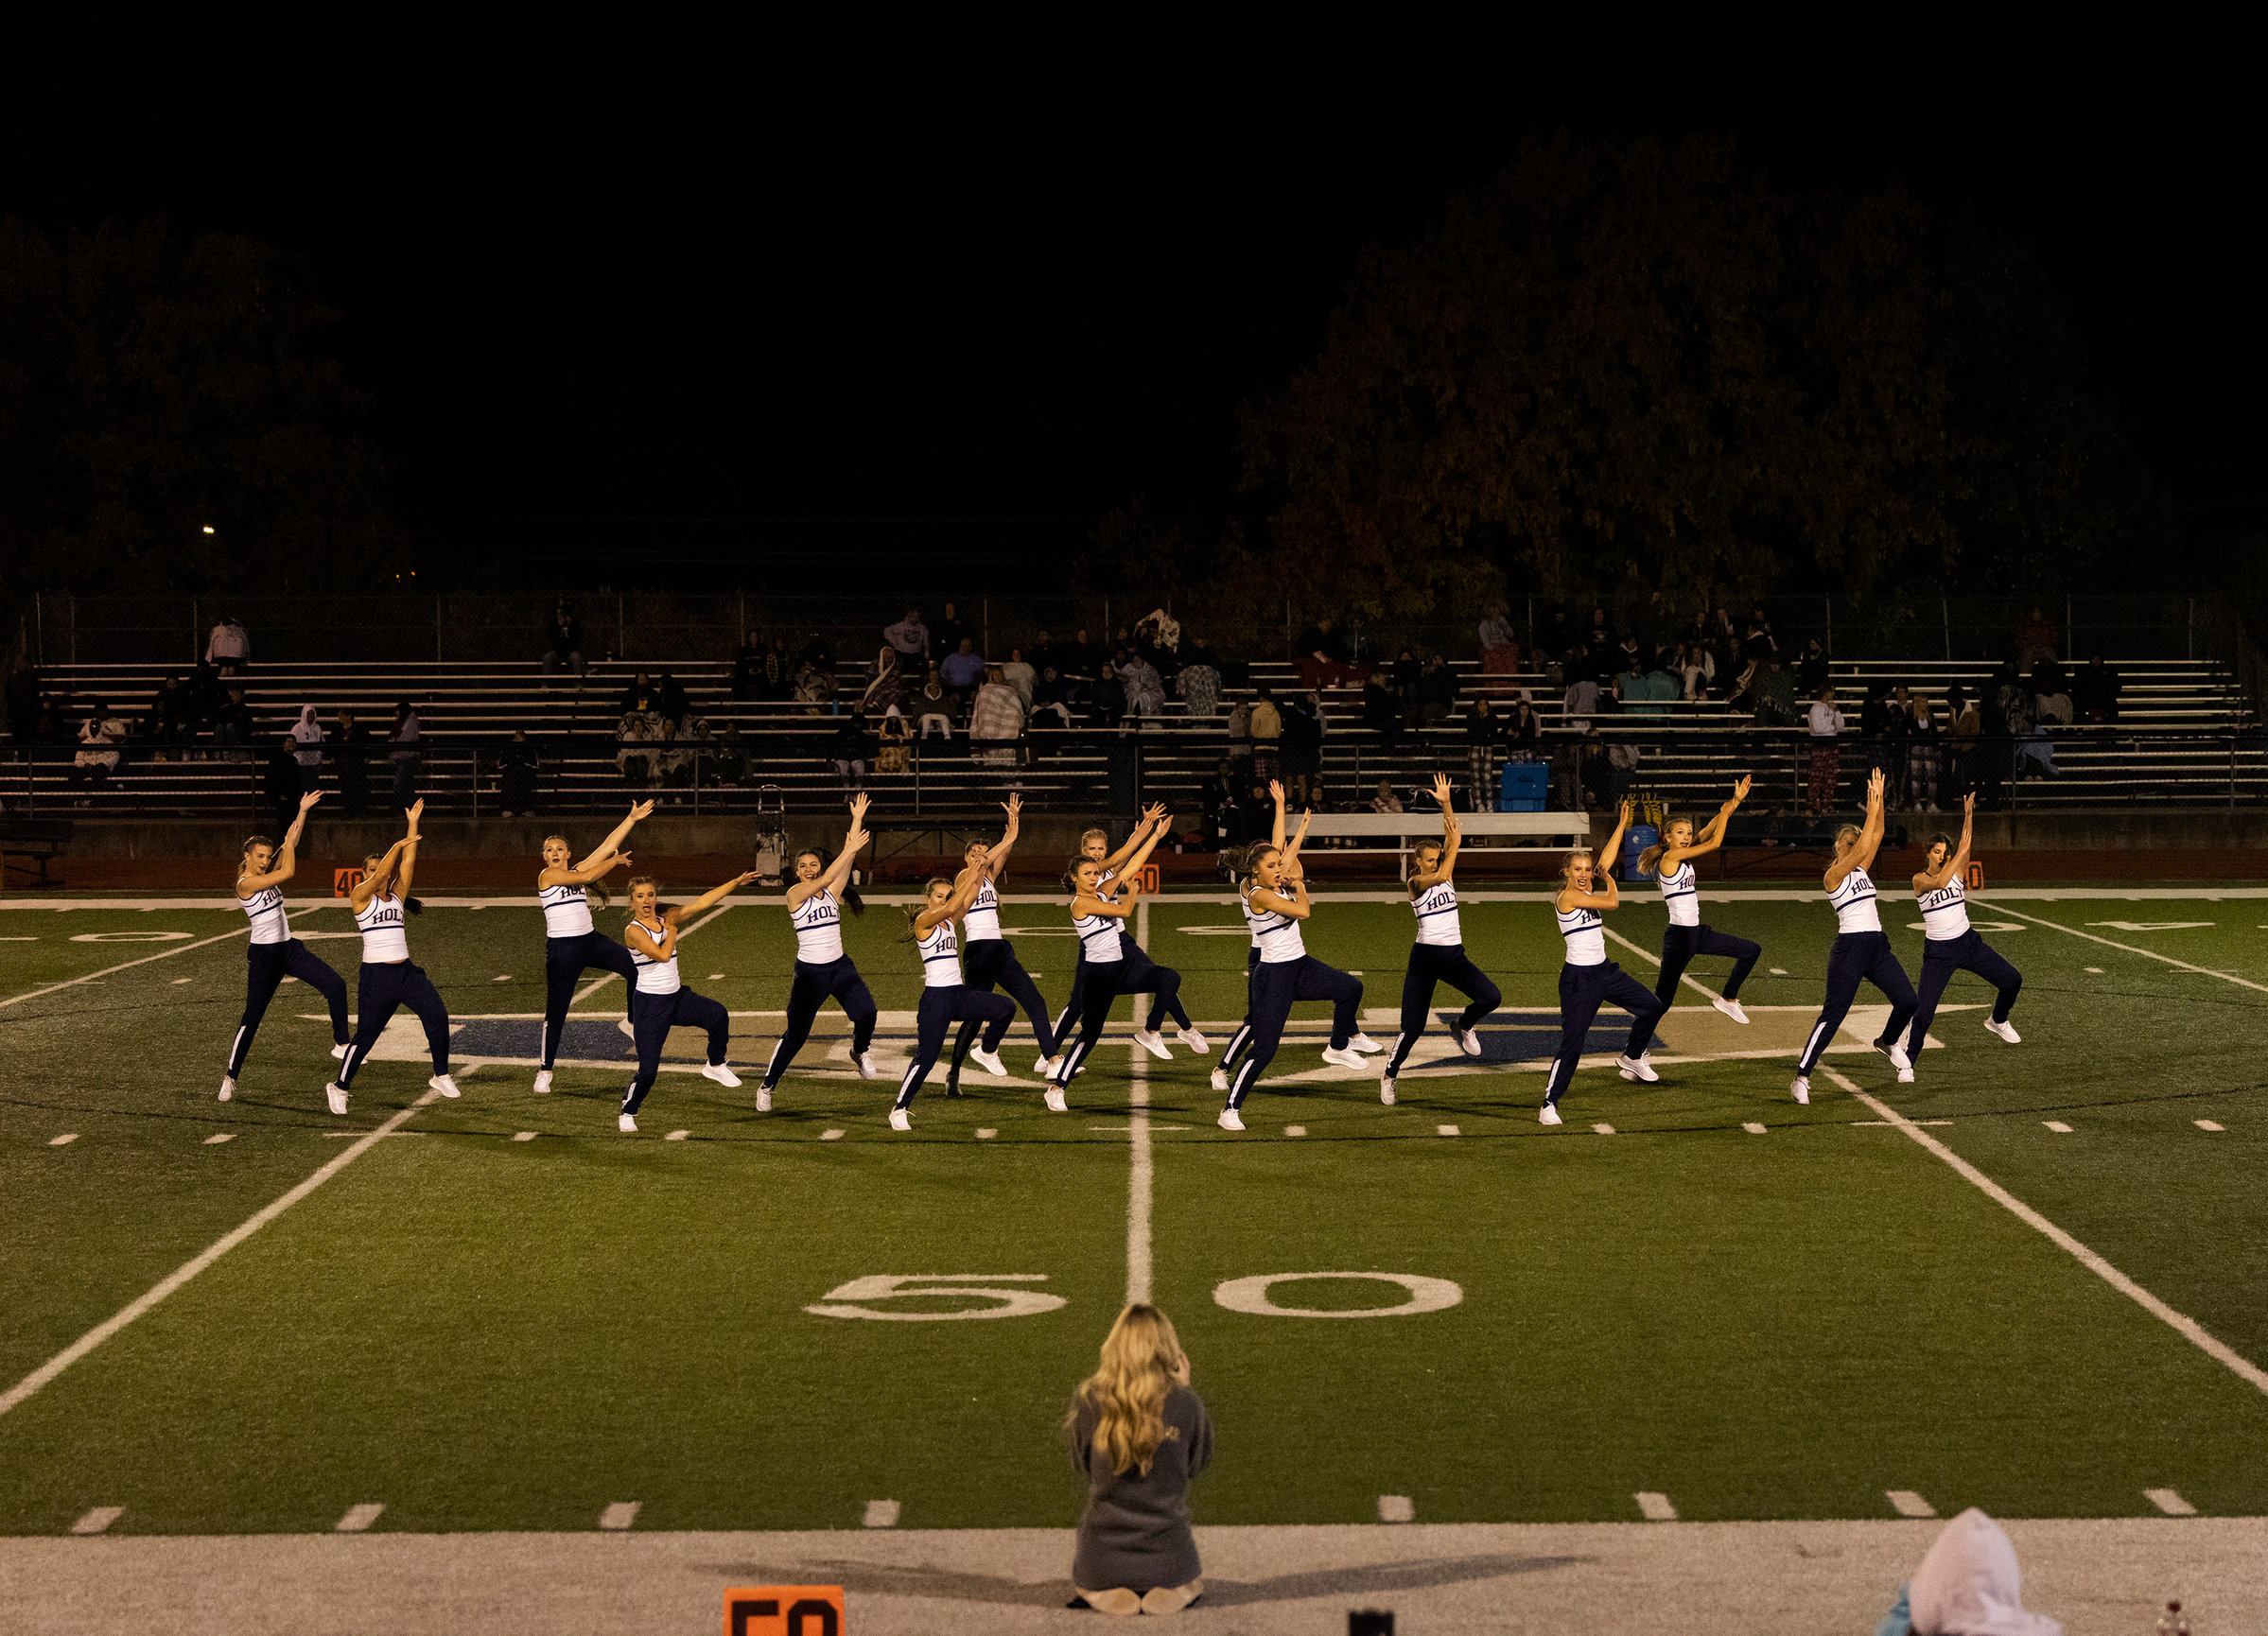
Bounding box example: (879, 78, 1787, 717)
(0, 816, 74, 888)
(1298, 811, 1594, 879)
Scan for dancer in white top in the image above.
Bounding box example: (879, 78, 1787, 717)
(532, 800, 653, 1093)
(1623, 776, 1761, 1065)
(1377, 774, 1502, 1105)
(887, 864, 1019, 1129)
(1899, 793, 2023, 1078)
(1049, 818, 1184, 1100)
(1212, 781, 1305, 1093)
(1215, 840, 1376, 1131)
(325, 801, 459, 1116)
(1789, 769, 1918, 1104)
(221, 790, 351, 1102)
(1052, 805, 1201, 1056)
(1539, 800, 1666, 1124)
(758, 794, 876, 1109)
(617, 867, 759, 1132)
(942, 794, 1060, 1091)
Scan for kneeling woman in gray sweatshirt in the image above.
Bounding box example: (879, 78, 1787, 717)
(1067, 1303, 1213, 1616)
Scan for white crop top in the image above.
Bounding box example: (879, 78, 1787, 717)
(1073, 909, 1125, 963)
(1555, 901, 1605, 966)
(238, 880, 289, 946)
(540, 879, 595, 937)
(962, 875, 1002, 943)
(1830, 865, 1882, 934)
(1658, 860, 1701, 928)
(1917, 876, 1971, 940)
(791, 888, 846, 963)
(917, 920, 962, 986)
(1411, 880, 1462, 947)
(1241, 884, 1307, 963)
(355, 893, 410, 963)
(629, 920, 681, 994)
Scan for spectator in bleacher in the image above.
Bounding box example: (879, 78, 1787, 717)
(498, 728, 540, 815)
(145, 674, 192, 756)
(1860, 680, 1895, 793)
(942, 636, 987, 705)
(390, 702, 422, 806)
(215, 686, 257, 750)
(1295, 616, 1356, 690)
(1906, 691, 1942, 811)
(259, 744, 300, 835)
(1175, 648, 1218, 721)
(872, 708, 910, 774)
(2014, 605, 2058, 670)
(1419, 654, 1460, 724)
(1120, 651, 1165, 721)
(668, 714, 711, 791)
(205, 614, 251, 673)
(1947, 687, 1982, 803)
(1586, 605, 1614, 652)
(4, 656, 40, 741)
(730, 633, 767, 699)
(542, 606, 585, 676)
(1090, 661, 1127, 730)
(1280, 691, 1323, 806)
(70, 706, 129, 796)
(288, 705, 325, 795)
(1134, 608, 1181, 676)
(1805, 686, 1845, 814)
(1991, 662, 2032, 740)
(1033, 665, 1075, 729)
(617, 708, 658, 787)
(1478, 604, 1520, 683)
(930, 601, 969, 666)
(1200, 759, 1239, 848)
(1464, 694, 1504, 811)
(2072, 655, 2121, 723)
(1723, 644, 1758, 712)
(1223, 694, 1252, 778)
(761, 636, 793, 700)
(184, 661, 227, 737)
(885, 607, 931, 675)
(1797, 637, 1830, 697)
(1746, 605, 1777, 655)
(1370, 775, 1404, 817)
(2033, 669, 2073, 725)
(971, 666, 1024, 769)
(654, 671, 690, 721)
(793, 655, 835, 715)
(1507, 693, 1543, 759)
(332, 709, 370, 815)
(830, 713, 870, 790)
(1247, 686, 1282, 782)
(715, 721, 752, 786)
(1002, 646, 1038, 707)
(1673, 641, 1713, 701)
(859, 644, 906, 718)
(1360, 669, 1403, 749)
(1537, 609, 1573, 667)
(619, 671, 658, 716)
(916, 665, 958, 739)
(1562, 655, 1600, 733)
(1752, 659, 1799, 727)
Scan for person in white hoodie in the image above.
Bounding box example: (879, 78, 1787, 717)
(1877, 1507, 2061, 1636)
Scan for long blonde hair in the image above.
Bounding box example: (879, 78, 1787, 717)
(1067, 1304, 1184, 1476)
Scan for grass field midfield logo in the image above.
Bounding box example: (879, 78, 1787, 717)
(805, 1273, 1066, 1321)
(724, 1586, 843, 1635)
(333, 866, 365, 897)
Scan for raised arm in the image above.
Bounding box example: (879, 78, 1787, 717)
(1268, 780, 1288, 851)
(1410, 773, 1458, 889)
(1076, 875, 1139, 921)
(582, 799, 655, 871)
(668, 868, 761, 926)
(1827, 772, 1888, 889)
(241, 792, 323, 893)
(393, 800, 426, 901)
(916, 862, 990, 934)
(1250, 860, 1314, 921)
(983, 794, 1023, 880)
(1100, 803, 1168, 873)
(1914, 794, 1976, 892)
(349, 833, 409, 910)
(1115, 814, 1172, 885)
(788, 793, 869, 908)
(1561, 799, 1633, 911)
(1670, 774, 1751, 869)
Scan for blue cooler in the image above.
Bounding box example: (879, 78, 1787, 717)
(1621, 823, 1659, 880)
(1498, 763, 1547, 811)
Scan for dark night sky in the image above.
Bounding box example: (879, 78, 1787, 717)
(4, 23, 2259, 580)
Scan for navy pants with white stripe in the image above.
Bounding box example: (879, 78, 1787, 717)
(1796, 931, 1918, 1075)
(1903, 931, 2022, 1056)
(1542, 961, 1665, 1106)
(762, 957, 879, 1088)
(1226, 956, 1362, 1110)
(948, 937, 1057, 1074)
(1624, 923, 1761, 1058)
(1052, 961, 1128, 1088)
(336, 962, 451, 1089)
(1055, 937, 1191, 1037)
(898, 985, 1016, 1109)
(231, 939, 350, 1077)
(541, 931, 637, 1069)
(1218, 947, 1263, 1072)
(1382, 943, 1501, 1077)
(623, 985, 730, 1113)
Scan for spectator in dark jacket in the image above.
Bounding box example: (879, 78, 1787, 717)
(1067, 1305, 1212, 1616)
(498, 728, 540, 814)
(334, 709, 371, 815)
(542, 607, 584, 675)
(2072, 655, 2121, 723)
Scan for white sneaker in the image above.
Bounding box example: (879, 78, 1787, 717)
(1984, 1018, 2022, 1044)
(1216, 1106, 1245, 1132)
(1034, 1053, 1057, 1077)
(1210, 1067, 1230, 1092)
(1790, 1076, 1810, 1105)
(1176, 1027, 1209, 1054)
(331, 1042, 350, 1061)
(1539, 1102, 1562, 1125)
(1043, 1086, 1068, 1113)
(888, 1106, 912, 1131)
(618, 1019, 636, 1040)
(700, 1063, 742, 1088)
(755, 1086, 773, 1113)
(618, 1112, 637, 1133)
(1455, 1027, 1482, 1056)
(856, 1051, 877, 1080)
(1617, 1054, 1659, 1083)
(969, 1046, 1007, 1076)
(1131, 1029, 1171, 1060)
(1349, 1033, 1385, 1053)
(1897, 1065, 1915, 1084)
(1712, 998, 1751, 1024)
(1876, 1041, 1910, 1072)
(532, 1070, 553, 1094)
(218, 1076, 235, 1102)
(324, 1082, 348, 1116)
(1320, 1046, 1367, 1070)
(429, 1075, 461, 1099)
(1380, 1075, 1397, 1105)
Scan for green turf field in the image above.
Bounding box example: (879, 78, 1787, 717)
(3, 882, 2264, 1538)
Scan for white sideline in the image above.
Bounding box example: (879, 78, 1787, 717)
(0, 1088, 444, 1421)
(1988, 904, 2268, 995)
(1818, 1067, 2268, 1398)
(1125, 898, 1154, 1307)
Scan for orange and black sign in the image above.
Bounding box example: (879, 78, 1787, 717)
(1964, 861, 1984, 889)
(333, 867, 365, 896)
(1135, 863, 1160, 893)
(724, 1587, 844, 1635)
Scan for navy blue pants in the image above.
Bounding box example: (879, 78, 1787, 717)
(1904, 931, 2022, 1054)
(336, 961, 451, 1088)
(623, 984, 730, 1113)
(1797, 931, 1918, 1074)
(1053, 960, 1128, 1087)
(1543, 961, 1666, 1105)
(1624, 923, 1762, 1057)
(1055, 938, 1191, 1036)
(1219, 946, 1263, 1071)
(1382, 944, 1502, 1076)
(949, 937, 1057, 1072)
(230, 939, 351, 1076)
(541, 930, 637, 1068)
(898, 984, 1017, 1108)
(1226, 956, 1363, 1109)
(762, 957, 879, 1088)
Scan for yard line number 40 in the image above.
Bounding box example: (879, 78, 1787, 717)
(805, 1272, 1463, 1320)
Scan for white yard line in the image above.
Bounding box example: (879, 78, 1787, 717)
(567, 902, 736, 1006)
(1603, 927, 1712, 999)
(0, 1087, 446, 1421)
(2, 926, 253, 1009)
(1125, 898, 1154, 1307)
(1989, 904, 2268, 996)
(1818, 1066, 2268, 1398)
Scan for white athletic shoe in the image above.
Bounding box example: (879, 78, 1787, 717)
(1349, 1033, 1385, 1053)
(618, 1019, 636, 1040)
(1790, 1076, 1810, 1105)
(1617, 1054, 1660, 1083)
(618, 1112, 637, 1133)
(755, 1086, 773, 1113)
(1897, 1065, 1915, 1085)
(331, 1042, 350, 1061)
(1132, 1029, 1171, 1060)
(700, 1063, 742, 1088)
(1210, 1067, 1230, 1092)
(1043, 1086, 1068, 1113)
(856, 1051, 878, 1080)
(888, 1106, 912, 1131)
(532, 1070, 553, 1094)
(1320, 1046, 1367, 1070)
(324, 1082, 348, 1116)
(968, 1046, 1007, 1077)
(1176, 1027, 1210, 1054)
(1876, 1041, 1911, 1073)
(1539, 1102, 1563, 1125)
(218, 1076, 235, 1102)
(1712, 998, 1751, 1025)
(1380, 1075, 1397, 1105)
(1216, 1106, 1246, 1132)
(429, 1075, 461, 1099)
(1983, 1018, 2022, 1044)
(1455, 1027, 1482, 1056)
(1034, 1053, 1057, 1077)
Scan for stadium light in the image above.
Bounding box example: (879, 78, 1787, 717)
(201, 525, 216, 534)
